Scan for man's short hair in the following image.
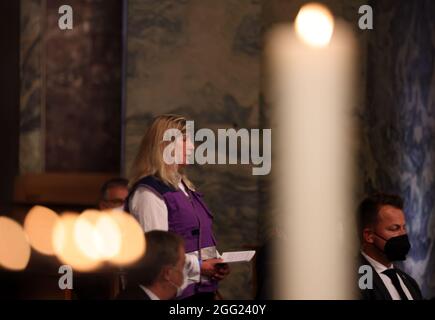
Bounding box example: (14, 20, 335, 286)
(357, 192, 404, 235)
(127, 230, 184, 286)
(100, 177, 129, 200)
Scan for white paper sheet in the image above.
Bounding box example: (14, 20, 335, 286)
(220, 250, 256, 264)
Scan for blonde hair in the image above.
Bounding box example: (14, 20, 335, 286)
(129, 114, 195, 190)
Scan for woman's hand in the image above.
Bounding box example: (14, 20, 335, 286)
(200, 258, 230, 281)
(213, 263, 230, 281)
(200, 258, 223, 277)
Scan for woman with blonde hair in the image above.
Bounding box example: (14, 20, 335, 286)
(125, 114, 229, 300)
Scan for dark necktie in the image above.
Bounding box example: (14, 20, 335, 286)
(382, 269, 409, 300)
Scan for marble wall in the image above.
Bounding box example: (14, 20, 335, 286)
(20, 0, 44, 174)
(19, 0, 123, 173)
(359, 0, 435, 298)
(44, 0, 123, 172)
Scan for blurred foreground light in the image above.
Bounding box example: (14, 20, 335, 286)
(53, 210, 145, 271)
(74, 210, 121, 261)
(94, 213, 122, 259)
(295, 3, 334, 47)
(24, 205, 59, 255)
(52, 213, 101, 272)
(0, 216, 31, 271)
(74, 210, 101, 260)
(107, 211, 146, 266)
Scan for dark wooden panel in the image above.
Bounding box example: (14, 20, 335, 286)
(44, 0, 123, 172)
(0, 1, 20, 212)
(14, 172, 119, 206)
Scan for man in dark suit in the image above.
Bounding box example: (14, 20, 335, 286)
(117, 230, 185, 300)
(357, 193, 423, 300)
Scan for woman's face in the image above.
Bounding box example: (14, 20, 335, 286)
(175, 133, 194, 165)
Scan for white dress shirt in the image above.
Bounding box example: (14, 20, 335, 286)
(130, 182, 219, 295)
(361, 251, 413, 300)
(139, 285, 160, 300)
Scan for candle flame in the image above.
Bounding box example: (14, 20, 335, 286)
(295, 3, 334, 47)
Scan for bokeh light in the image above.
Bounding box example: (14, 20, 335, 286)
(52, 213, 101, 272)
(74, 210, 122, 261)
(74, 210, 101, 260)
(107, 210, 146, 266)
(0, 216, 31, 271)
(24, 205, 59, 255)
(47, 208, 145, 271)
(94, 213, 122, 259)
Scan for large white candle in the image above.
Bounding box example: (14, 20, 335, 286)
(268, 3, 357, 299)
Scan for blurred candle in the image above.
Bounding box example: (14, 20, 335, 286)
(268, 3, 357, 299)
(0, 216, 31, 271)
(24, 206, 59, 255)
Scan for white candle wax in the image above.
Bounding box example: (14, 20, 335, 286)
(268, 4, 357, 299)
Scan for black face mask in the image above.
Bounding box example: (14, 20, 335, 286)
(374, 233, 411, 261)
